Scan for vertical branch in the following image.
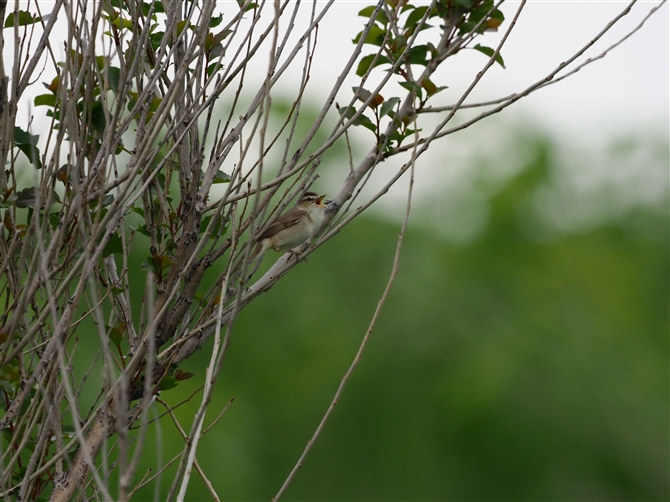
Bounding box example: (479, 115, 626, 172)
(273, 109, 419, 502)
(0, 0, 660, 498)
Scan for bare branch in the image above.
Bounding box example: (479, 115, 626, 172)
(0, 0, 659, 497)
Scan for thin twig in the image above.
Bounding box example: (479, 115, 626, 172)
(273, 106, 419, 502)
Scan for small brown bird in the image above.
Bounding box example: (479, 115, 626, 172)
(252, 191, 327, 262)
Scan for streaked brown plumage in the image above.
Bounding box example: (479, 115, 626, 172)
(253, 191, 326, 261)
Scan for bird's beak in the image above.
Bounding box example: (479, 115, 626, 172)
(316, 195, 326, 205)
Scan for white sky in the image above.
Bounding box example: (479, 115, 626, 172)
(11, 1, 667, 139)
(287, 1, 668, 239)
(301, 0, 668, 140)
(8, 1, 669, 239)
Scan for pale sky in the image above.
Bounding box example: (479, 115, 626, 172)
(299, 1, 669, 141)
(8, 1, 669, 240)
(12, 1, 668, 139)
(292, 1, 669, 238)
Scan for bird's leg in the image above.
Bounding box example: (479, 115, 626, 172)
(288, 241, 312, 263)
(285, 249, 304, 262)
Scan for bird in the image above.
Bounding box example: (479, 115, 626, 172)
(252, 191, 327, 262)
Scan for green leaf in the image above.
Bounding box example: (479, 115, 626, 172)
(141, 1, 165, 15)
(200, 214, 227, 239)
(352, 86, 373, 104)
(111, 16, 133, 30)
(143, 253, 174, 274)
(34, 94, 57, 107)
(139, 2, 152, 16)
(49, 212, 60, 230)
(485, 9, 505, 31)
(0, 192, 17, 208)
(357, 6, 388, 25)
(379, 97, 401, 118)
(131, 206, 145, 218)
(390, 127, 422, 146)
(337, 104, 356, 120)
(4, 10, 40, 28)
(352, 24, 386, 47)
(156, 376, 178, 391)
(352, 113, 376, 133)
(407, 45, 428, 66)
(356, 53, 391, 77)
(357, 6, 376, 17)
(126, 91, 138, 112)
(454, 0, 476, 8)
(141, 260, 158, 274)
(43, 76, 60, 94)
(102, 233, 123, 258)
(404, 6, 429, 30)
(108, 323, 124, 348)
(473, 44, 505, 68)
(210, 13, 224, 28)
(237, 0, 258, 12)
(90, 101, 106, 131)
(0, 363, 19, 383)
(13, 127, 42, 169)
(88, 194, 114, 209)
(150, 31, 164, 51)
(134, 224, 150, 237)
(104, 66, 121, 92)
(206, 29, 232, 51)
(15, 187, 37, 208)
(209, 43, 225, 58)
(390, 35, 407, 58)
(491, 8, 505, 22)
(149, 97, 162, 112)
(213, 170, 231, 184)
(60, 424, 76, 438)
(398, 80, 423, 100)
(460, 1, 497, 35)
(13, 467, 28, 484)
(421, 78, 437, 95)
(20, 389, 35, 414)
(207, 62, 223, 77)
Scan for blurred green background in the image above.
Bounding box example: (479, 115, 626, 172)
(77, 124, 667, 500)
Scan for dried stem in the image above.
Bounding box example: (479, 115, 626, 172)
(0, 0, 659, 498)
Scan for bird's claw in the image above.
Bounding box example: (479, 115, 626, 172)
(287, 248, 308, 263)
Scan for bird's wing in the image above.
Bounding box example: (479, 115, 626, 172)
(256, 207, 306, 241)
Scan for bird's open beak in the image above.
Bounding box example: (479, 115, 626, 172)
(316, 195, 326, 205)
